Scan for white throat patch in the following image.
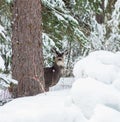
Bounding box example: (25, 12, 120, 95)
(57, 61, 64, 67)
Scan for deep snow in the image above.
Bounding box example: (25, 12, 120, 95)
(0, 50, 120, 122)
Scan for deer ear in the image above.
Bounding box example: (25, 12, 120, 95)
(64, 49, 68, 55)
(51, 47, 56, 53)
(51, 47, 59, 55)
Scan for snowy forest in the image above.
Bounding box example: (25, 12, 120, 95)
(0, 0, 120, 122)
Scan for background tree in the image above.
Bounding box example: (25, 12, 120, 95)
(0, 0, 120, 90)
(42, 0, 120, 76)
(0, 0, 11, 73)
(12, 0, 45, 97)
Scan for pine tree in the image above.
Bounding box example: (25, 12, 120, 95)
(12, 0, 45, 97)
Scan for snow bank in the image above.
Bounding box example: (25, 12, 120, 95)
(0, 50, 120, 122)
(71, 50, 120, 120)
(50, 77, 74, 91)
(71, 77, 120, 118)
(0, 90, 87, 122)
(90, 104, 120, 122)
(73, 50, 120, 84)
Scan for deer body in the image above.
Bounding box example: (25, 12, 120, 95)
(44, 48, 67, 91)
(44, 64, 63, 91)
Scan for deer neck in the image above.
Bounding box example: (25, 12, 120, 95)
(52, 63, 64, 76)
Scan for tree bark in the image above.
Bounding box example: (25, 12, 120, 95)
(12, 0, 45, 97)
(96, 1, 105, 24)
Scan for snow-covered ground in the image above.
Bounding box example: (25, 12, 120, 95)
(0, 50, 120, 122)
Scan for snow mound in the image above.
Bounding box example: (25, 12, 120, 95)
(50, 77, 74, 91)
(73, 50, 120, 84)
(71, 50, 120, 120)
(90, 104, 120, 122)
(71, 77, 120, 118)
(0, 90, 87, 122)
(1, 50, 120, 122)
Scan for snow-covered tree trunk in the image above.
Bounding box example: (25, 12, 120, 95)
(12, 0, 45, 97)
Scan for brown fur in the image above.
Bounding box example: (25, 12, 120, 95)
(44, 48, 68, 91)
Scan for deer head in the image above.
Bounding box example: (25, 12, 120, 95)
(51, 47, 68, 68)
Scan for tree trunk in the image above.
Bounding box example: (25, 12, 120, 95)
(12, 0, 45, 97)
(96, 1, 105, 24)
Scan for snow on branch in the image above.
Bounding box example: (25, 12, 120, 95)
(41, 0, 66, 12)
(0, 74, 18, 89)
(0, 25, 7, 40)
(41, 0, 78, 25)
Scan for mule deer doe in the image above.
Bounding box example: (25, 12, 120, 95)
(44, 48, 68, 91)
